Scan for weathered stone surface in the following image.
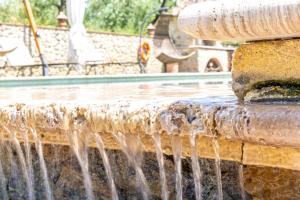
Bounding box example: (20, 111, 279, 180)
(243, 165, 300, 200)
(0, 23, 233, 76)
(0, 101, 300, 171)
(0, 23, 163, 76)
(1, 143, 248, 200)
(215, 104, 300, 148)
(5, 141, 300, 200)
(243, 143, 300, 170)
(232, 39, 300, 100)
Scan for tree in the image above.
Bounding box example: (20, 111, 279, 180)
(0, 0, 177, 34)
(30, 0, 65, 25)
(84, 0, 176, 34)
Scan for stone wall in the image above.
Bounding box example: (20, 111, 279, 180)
(0, 23, 234, 76)
(0, 23, 164, 76)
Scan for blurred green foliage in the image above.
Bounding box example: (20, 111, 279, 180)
(0, 0, 176, 34)
(221, 41, 241, 47)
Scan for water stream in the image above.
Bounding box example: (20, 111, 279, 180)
(31, 128, 53, 200)
(171, 136, 183, 200)
(190, 134, 202, 200)
(4, 140, 23, 198)
(0, 140, 9, 200)
(0, 79, 249, 199)
(9, 128, 35, 200)
(95, 134, 119, 200)
(68, 130, 95, 200)
(113, 132, 150, 200)
(213, 139, 223, 200)
(152, 133, 169, 200)
(20, 130, 35, 200)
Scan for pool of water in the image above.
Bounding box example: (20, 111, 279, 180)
(0, 80, 235, 104)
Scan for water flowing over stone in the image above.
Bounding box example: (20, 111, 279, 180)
(152, 133, 169, 200)
(8, 128, 35, 200)
(68, 129, 94, 200)
(0, 92, 300, 200)
(95, 134, 119, 200)
(113, 132, 150, 200)
(190, 134, 202, 200)
(31, 128, 53, 200)
(172, 136, 183, 200)
(20, 130, 35, 200)
(0, 141, 8, 200)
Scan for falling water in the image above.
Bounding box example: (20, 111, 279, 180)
(171, 136, 183, 200)
(212, 139, 223, 200)
(68, 130, 95, 200)
(95, 134, 119, 200)
(20, 129, 35, 200)
(152, 133, 169, 200)
(239, 164, 246, 200)
(31, 128, 53, 200)
(189, 134, 202, 200)
(113, 132, 150, 200)
(0, 141, 9, 200)
(4, 140, 23, 198)
(8, 128, 35, 200)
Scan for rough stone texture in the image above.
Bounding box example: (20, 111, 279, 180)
(232, 39, 300, 100)
(0, 100, 300, 170)
(4, 141, 300, 200)
(0, 63, 143, 77)
(0, 23, 234, 76)
(0, 23, 163, 76)
(243, 165, 300, 200)
(0, 99, 300, 198)
(1, 143, 248, 200)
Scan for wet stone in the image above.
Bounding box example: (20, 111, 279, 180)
(1, 143, 250, 200)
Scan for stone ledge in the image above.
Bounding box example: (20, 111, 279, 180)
(0, 100, 299, 170)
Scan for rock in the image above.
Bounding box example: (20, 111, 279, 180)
(232, 39, 300, 100)
(0, 143, 249, 200)
(243, 165, 300, 200)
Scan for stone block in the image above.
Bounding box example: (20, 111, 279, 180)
(232, 39, 300, 101)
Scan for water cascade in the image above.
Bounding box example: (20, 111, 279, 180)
(0, 141, 8, 200)
(113, 132, 150, 200)
(8, 128, 35, 200)
(95, 134, 119, 200)
(171, 136, 183, 200)
(20, 130, 35, 200)
(152, 133, 169, 200)
(189, 133, 202, 200)
(67, 129, 94, 200)
(0, 95, 298, 199)
(31, 128, 53, 200)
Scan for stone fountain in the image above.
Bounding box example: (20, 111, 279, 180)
(1, 0, 300, 200)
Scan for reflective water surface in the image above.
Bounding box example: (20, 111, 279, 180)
(0, 80, 236, 104)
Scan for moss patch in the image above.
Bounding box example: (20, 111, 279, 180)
(245, 80, 300, 102)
